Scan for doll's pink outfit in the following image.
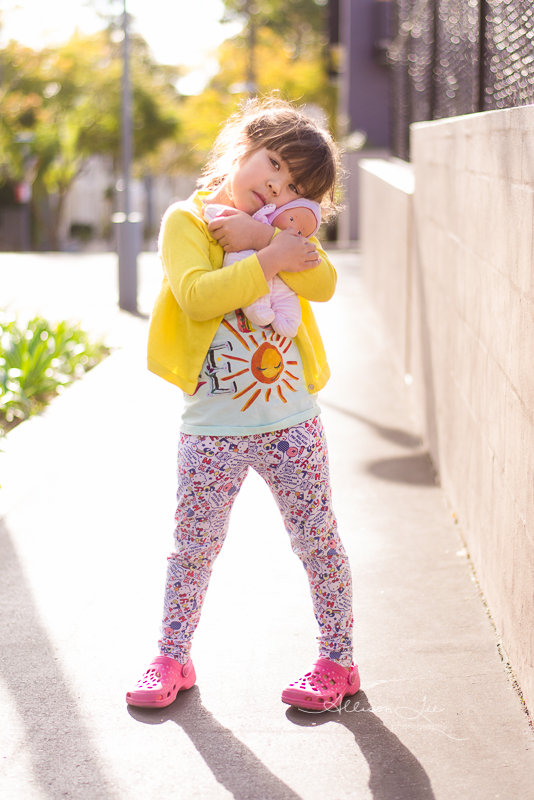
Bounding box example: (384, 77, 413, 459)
(203, 199, 321, 338)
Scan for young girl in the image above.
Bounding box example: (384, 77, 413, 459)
(126, 98, 360, 712)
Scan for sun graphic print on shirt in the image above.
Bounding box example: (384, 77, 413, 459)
(208, 317, 300, 412)
(182, 308, 318, 434)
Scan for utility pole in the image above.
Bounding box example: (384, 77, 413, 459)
(122, 0, 132, 221)
(245, 0, 257, 93)
(116, 0, 139, 313)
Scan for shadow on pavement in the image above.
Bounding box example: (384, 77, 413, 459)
(286, 691, 435, 800)
(129, 686, 304, 800)
(320, 400, 422, 449)
(366, 452, 437, 486)
(0, 519, 114, 799)
(320, 399, 436, 486)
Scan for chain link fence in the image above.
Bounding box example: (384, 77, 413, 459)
(388, 0, 534, 159)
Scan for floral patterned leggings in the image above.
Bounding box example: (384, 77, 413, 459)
(159, 416, 354, 667)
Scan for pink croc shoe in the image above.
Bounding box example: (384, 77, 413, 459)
(126, 656, 196, 708)
(282, 657, 360, 711)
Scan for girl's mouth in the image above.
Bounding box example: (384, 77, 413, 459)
(254, 191, 266, 206)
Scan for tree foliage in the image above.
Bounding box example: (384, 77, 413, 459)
(213, 26, 334, 111)
(175, 0, 335, 177)
(0, 28, 181, 247)
(221, 0, 329, 57)
(0, 1, 335, 248)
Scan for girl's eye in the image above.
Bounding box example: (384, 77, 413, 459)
(289, 184, 298, 194)
(270, 158, 280, 170)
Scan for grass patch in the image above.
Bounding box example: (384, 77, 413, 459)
(0, 311, 110, 438)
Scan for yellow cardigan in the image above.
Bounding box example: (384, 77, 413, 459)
(147, 191, 336, 396)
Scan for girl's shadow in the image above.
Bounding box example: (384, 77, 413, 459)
(129, 688, 435, 800)
(129, 686, 302, 800)
(286, 691, 436, 800)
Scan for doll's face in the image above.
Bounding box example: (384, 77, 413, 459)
(272, 206, 316, 237)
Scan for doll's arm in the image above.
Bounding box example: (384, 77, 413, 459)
(203, 203, 232, 224)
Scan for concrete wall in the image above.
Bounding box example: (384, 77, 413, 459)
(338, 149, 390, 244)
(359, 105, 534, 715)
(358, 158, 413, 365)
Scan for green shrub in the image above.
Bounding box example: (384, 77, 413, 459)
(0, 311, 109, 437)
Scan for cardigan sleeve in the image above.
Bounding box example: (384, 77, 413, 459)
(159, 204, 270, 322)
(274, 237, 337, 302)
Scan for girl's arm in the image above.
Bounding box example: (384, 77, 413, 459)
(277, 239, 337, 302)
(207, 208, 273, 252)
(209, 210, 335, 300)
(160, 206, 269, 321)
(160, 205, 319, 321)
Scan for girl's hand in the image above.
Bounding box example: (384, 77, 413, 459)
(257, 229, 321, 282)
(207, 208, 273, 252)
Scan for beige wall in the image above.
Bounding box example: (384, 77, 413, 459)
(359, 159, 414, 373)
(338, 149, 390, 245)
(359, 105, 534, 715)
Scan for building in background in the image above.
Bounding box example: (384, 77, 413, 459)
(58, 158, 196, 252)
(0, 181, 31, 252)
(332, 0, 393, 244)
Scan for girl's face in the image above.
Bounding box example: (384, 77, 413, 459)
(227, 148, 302, 214)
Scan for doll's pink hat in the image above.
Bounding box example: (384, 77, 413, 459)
(266, 199, 322, 237)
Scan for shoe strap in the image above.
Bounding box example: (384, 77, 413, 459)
(313, 657, 355, 682)
(153, 655, 193, 678)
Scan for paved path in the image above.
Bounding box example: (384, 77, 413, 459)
(1, 250, 533, 800)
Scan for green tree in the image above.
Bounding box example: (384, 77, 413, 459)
(220, 0, 330, 90)
(0, 29, 181, 249)
(213, 25, 334, 111)
(173, 0, 336, 177)
(222, 0, 328, 53)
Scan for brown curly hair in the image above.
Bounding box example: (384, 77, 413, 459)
(198, 97, 341, 219)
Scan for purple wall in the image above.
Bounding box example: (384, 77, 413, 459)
(339, 0, 391, 148)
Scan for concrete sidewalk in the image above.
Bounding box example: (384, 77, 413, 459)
(1, 250, 533, 800)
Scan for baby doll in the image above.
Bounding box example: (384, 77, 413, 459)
(204, 198, 321, 338)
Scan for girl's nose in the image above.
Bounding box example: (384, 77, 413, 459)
(268, 179, 278, 196)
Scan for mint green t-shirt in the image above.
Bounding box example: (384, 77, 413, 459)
(180, 309, 319, 436)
